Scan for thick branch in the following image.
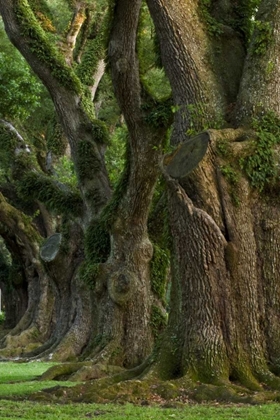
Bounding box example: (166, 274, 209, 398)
(235, 0, 280, 123)
(0, 0, 111, 219)
(62, 3, 87, 65)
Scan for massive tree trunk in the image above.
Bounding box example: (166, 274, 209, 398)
(83, 0, 168, 368)
(236, 0, 280, 123)
(147, 0, 280, 391)
(0, 0, 167, 367)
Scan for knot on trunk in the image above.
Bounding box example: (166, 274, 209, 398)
(108, 270, 136, 306)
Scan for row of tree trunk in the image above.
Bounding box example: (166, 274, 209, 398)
(0, 0, 280, 391)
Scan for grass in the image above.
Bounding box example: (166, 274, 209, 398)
(0, 400, 279, 419)
(0, 361, 78, 397)
(0, 362, 279, 419)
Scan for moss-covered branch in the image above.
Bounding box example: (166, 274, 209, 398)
(17, 172, 83, 217)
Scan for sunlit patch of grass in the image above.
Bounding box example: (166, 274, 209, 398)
(0, 361, 79, 397)
(0, 361, 57, 383)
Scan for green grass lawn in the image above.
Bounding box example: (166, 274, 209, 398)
(0, 362, 279, 419)
(0, 361, 78, 398)
(0, 400, 279, 420)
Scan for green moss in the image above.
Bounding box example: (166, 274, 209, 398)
(101, 143, 131, 230)
(252, 20, 273, 56)
(28, 0, 56, 32)
(198, 0, 223, 37)
(76, 140, 102, 182)
(81, 144, 132, 285)
(150, 305, 168, 338)
(79, 261, 101, 288)
(81, 217, 110, 287)
(239, 112, 280, 191)
(0, 125, 19, 167)
(46, 115, 67, 157)
(85, 219, 110, 264)
(17, 172, 83, 216)
(76, 26, 105, 86)
(14, 0, 82, 92)
(150, 244, 169, 300)
(142, 95, 173, 130)
(232, 1, 261, 44)
(220, 164, 240, 206)
(216, 138, 230, 158)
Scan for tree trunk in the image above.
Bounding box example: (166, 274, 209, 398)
(83, 0, 169, 368)
(236, 0, 280, 123)
(148, 0, 280, 390)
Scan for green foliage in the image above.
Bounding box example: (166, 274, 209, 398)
(14, 0, 82, 92)
(81, 143, 132, 286)
(232, 0, 261, 44)
(0, 238, 12, 266)
(150, 244, 170, 300)
(81, 219, 110, 287)
(94, 73, 121, 127)
(252, 20, 273, 55)
(0, 51, 41, 121)
(105, 126, 127, 186)
(0, 125, 19, 169)
(28, 0, 56, 32)
(45, 0, 72, 33)
(0, 24, 42, 121)
(0, 243, 11, 288)
(0, 312, 5, 324)
(100, 143, 131, 230)
(199, 0, 223, 36)
(141, 68, 171, 102)
(220, 165, 239, 186)
(0, 122, 39, 178)
(54, 156, 77, 188)
(186, 103, 225, 137)
(239, 112, 280, 191)
(77, 37, 104, 86)
(216, 138, 230, 158)
(76, 4, 110, 87)
(143, 97, 173, 129)
(17, 172, 83, 216)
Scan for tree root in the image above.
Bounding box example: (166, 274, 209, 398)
(29, 370, 280, 405)
(27, 357, 280, 405)
(0, 326, 43, 358)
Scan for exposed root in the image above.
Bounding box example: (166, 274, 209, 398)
(29, 372, 280, 405)
(0, 327, 43, 358)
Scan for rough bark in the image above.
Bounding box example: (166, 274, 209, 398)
(83, 0, 168, 368)
(146, 0, 244, 143)
(0, 0, 111, 221)
(236, 0, 280, 123)
(145, 0, 280, 391)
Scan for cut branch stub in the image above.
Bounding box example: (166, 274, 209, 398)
(40, 233, 62, 262)
(163, 132, 210, 179)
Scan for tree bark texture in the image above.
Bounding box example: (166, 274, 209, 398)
(85, 0, 167, 368)
(147, 0, 280, 388)
(236, 0, 280, 123)
(0, 0, 111, 221)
